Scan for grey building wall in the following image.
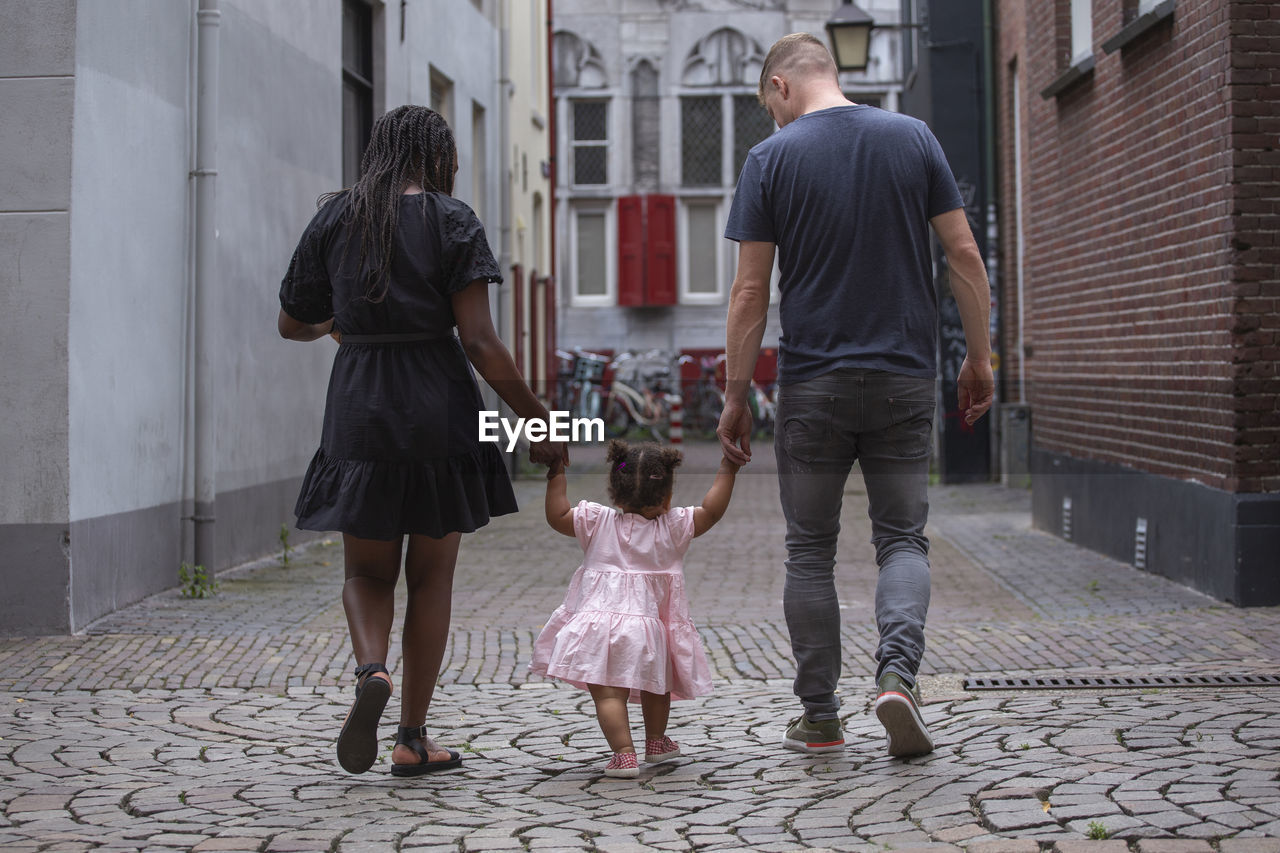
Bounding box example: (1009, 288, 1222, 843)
(2, 0, 511, 635)
(0, 0, 77, 634)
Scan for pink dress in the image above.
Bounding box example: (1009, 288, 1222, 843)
(530, 500, 714, 702)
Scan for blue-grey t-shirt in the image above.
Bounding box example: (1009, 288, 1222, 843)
(724, 104, 964, 383)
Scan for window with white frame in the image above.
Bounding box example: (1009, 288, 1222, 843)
(572, 205, 613, 305)
(681, 96, 722, 187)
(733, 94, 774, 180)
(1070, 0, 1093, 64)
(572, 100, 608, 186)
(681, 200, 722, 302)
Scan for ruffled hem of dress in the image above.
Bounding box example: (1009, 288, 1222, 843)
(293, 443, 517, 540)
(528, 608, 713, 702)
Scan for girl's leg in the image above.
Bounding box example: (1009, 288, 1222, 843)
(640, 691, 671, 741)
(342, 533, 403, 678)
(393, 531, 462, 766)
(588, 684, 635, 753)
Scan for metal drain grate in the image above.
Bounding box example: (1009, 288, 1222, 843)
(964, 674, 1280, 691)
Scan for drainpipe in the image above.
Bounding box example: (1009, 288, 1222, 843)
(192, 0, 219, 570)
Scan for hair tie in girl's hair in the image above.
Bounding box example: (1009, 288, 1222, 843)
(617, 462, 626, 470)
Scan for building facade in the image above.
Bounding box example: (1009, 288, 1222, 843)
(994, 0, 1279, 604)
(550, 0, 909, 372)
(0, 0, 547, 634)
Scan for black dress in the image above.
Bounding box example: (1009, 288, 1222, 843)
(279, 191, 517, 540)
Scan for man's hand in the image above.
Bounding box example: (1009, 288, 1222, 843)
(717, 397, 754, 466)
(957, 356, 994, 426)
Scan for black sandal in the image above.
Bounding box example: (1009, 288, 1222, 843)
(336, 662, 391, 774)
(390, 724, 463, 776)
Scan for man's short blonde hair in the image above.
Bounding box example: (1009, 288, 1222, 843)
(757, 33, 839, 105)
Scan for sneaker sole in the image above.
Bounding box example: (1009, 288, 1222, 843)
(603, 767, 640, 778)
(782, 735, 846, 754)
(873, 692, 934, 757)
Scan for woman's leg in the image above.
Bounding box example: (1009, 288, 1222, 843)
(342, 533, 403, 679)
(588, 684, 635, 753)
(393, 531, 462, 766)
(640, 691, 671, 741)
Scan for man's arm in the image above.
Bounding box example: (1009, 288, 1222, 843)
(930, 208, 994, 425)
(719, 240, 775, 465)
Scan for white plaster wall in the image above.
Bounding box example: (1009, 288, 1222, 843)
(65, 0, 192, 524)
(216, 1, 341, 493)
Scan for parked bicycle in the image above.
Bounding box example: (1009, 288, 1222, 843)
(681, 353, 726, 438)
(555, 348, 610, 422)
(603, 350, 681, 443)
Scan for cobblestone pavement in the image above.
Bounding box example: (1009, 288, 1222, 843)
(2, 440, 1279, 852)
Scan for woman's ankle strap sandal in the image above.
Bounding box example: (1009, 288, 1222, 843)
(353, 662, 390, 691)
(391, 724, 462, 777)
(336, 662, 391, 775)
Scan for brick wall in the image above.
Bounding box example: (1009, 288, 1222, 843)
(999, 0, 1260, 492)
(1227, 1, 1280, 492)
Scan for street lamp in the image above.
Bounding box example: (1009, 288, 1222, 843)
(825, 0, 875, 72)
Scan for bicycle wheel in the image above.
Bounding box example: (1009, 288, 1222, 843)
(603, 394, 632, 438)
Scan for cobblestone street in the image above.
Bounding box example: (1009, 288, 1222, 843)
(2, 440, 1279, 852)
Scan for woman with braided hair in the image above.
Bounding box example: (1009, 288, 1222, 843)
(278, 105, 565, 776)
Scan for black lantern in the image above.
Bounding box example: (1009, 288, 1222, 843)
(825, 1, 875, 72)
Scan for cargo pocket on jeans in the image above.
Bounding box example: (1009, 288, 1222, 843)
(779, 394, 838, 464)
(885, 398, 936, 460)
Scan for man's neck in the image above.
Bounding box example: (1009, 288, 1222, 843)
(800, 90, 857, 117)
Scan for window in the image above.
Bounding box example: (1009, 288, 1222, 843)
(572, 100, 608, 186)
(733, 95, 774, 180)
(472, 103, 486, 221)
(342, 0, 374, 186)
(430, 66, 454, 127)
(682, 201, 722, 302)
(682, 96, 722, 187)
(1070, 0, 1093, 64)
(573, 207, 613, 304)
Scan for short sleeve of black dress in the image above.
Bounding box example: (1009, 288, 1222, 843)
(279, 196, 345, 323)
(440, 199, 503, 294)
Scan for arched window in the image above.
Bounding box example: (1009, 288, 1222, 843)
(553, 31, 608, 89)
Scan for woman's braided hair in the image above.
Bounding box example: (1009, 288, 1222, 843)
(326, 105, 457, 303)
(605, 439, 683, 513)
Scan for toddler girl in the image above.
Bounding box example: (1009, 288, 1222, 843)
(530, 440, 737, 778)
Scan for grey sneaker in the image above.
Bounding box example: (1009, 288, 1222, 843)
(874, 673, 934, 757)
(783, 714, 845, 754)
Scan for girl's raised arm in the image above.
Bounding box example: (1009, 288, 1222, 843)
(693, 458, 739, 537)
(545, 463, 576, 537)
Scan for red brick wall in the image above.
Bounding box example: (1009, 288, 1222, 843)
(1228, 1, 1280, 492)
(997, 0, 1266, 492)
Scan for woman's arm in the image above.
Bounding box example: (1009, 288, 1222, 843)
(692, 458, 739, 537)
(452, 279, 567, 468)
(278, 309, 337, 342)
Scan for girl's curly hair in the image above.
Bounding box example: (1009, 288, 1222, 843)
(605, 439, 682, 512)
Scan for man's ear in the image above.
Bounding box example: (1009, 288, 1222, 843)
(771, 75, 789, 100)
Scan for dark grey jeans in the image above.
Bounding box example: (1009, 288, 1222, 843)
(774, 367, 936, 721)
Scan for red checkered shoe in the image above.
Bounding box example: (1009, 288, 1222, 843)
(603, 751, 640, 778)
(644, 736, 681, 764)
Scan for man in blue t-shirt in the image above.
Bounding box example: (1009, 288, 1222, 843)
(720, 33, 993, 758)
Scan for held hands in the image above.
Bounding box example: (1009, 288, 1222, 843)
(529, 438, 569, 472)
(957, 356, 995, 426)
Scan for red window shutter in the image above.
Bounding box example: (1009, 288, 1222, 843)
(617, 196, 645, 306)
(645, 194, 677, 306)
